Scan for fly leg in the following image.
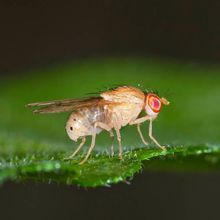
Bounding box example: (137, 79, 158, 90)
(115, 128, 123, 160)
(64, 137, 86, 160)
(129, 115, 151, 146)
(129, 115, 151, 125)
(109, 130, 114, 156)
(137, 124, 148, 146)
(79, 125, 97, 165)
(93, 122, 114, 157)
(130, 116, 165, 150)
(149, 119, 166, 150)
(79, 122, 113, 164)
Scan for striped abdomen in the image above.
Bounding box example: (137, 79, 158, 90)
(66, 105, 108, 141)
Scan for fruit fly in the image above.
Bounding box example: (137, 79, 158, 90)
(27, 86, 170, 164)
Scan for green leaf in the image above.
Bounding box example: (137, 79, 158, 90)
(0, 58, 220, 187)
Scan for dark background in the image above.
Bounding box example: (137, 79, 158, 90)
(0, 1, 220, 220)
(1, 0, 220, 74)
(1, 172, 220, 220)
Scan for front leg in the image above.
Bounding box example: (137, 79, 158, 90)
(129, 116, 165, 150)
(129, 115, 151, 146)
(129, 115, 151, 125)
(137, 124, 148, 146)
(149, 118, 166, 150)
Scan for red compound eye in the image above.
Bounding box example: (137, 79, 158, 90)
(148, 95, 161, 113)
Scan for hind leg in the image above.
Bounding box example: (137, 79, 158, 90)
(79, 122, 113, 164)
(64, 137, 86, 160)
(79, 125, 97, 165)
(93, 122, 114, 156)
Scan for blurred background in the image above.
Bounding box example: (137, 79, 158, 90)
(0, 0, 220, 220)
(1, 0, 220, 74)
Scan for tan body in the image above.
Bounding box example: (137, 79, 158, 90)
(66, 87, 144, 140)
(27, 86, 169, 164)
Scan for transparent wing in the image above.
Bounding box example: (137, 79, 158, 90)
(26, 97, 106, 114)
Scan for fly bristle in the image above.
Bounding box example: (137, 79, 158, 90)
(136, 84, 159, 95)
(104, 84, 127, 92)
(87, 84, 161, 97)
(86, 84, 127, 96)
(142, 88, 159, 95)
